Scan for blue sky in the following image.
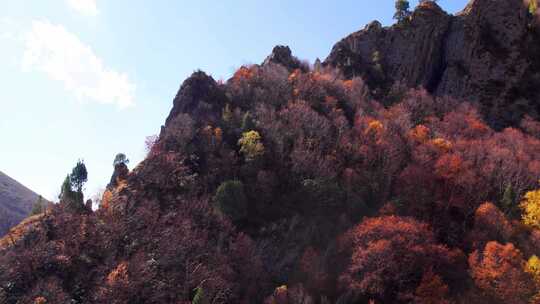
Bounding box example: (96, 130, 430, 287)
(0, 0, 469, 201)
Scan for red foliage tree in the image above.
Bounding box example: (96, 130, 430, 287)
(263, 285, 313, 304)
(413, 269, 451, 304)
(521, 115, 540, 138)
(340, 216, 465, 302)
(468, 241, 537, 304)
(467, 202, 513, 250)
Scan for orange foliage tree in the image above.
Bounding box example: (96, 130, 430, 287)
(340, 216, 465, 302)
(468, 202, 513, 250)
(469, 241, 537, 304)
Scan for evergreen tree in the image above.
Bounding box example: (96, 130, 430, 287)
(214, 180, 248, 221)
(113, 153, 129, 166)
(59, 174, 74, 201)
(30, 195, 45, 215)
(501, 184, 516, 215)
(60, 160, 88, 212)
(394, 0, 411, 22)
(70, 160, 88, 193)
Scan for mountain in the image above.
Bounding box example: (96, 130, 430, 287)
(325, 0, 540, 129)
(2, 1, 540, 303)
(0, 171, 41, 236)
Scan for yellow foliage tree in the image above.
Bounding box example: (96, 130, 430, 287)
(365, 120, 384, 136)
(530, 0, 538, 15)
(431, 138, 452, 152)
(527, 255, 540, 304)
(520, 187, 540, 230)
(526, 255, 540, 281)
(238, 130, 264, 162)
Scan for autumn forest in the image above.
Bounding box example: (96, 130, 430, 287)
(2, 0, 540, 303)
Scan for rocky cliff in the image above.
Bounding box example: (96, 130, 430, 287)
(325, 0, 540, 129)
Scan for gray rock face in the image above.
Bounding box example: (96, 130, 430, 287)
(325, 0, 540, 129)
(165, 71, 228, 129)
(263, 45, 307, 71)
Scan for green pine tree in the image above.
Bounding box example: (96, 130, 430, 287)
(60, 160, 88, 212)
(501, 184, 516, 216)
(214, 180, 248, 221)
(60, 175, 73, 201)
(394, 0, 411, 22)
(113, 153, 129, 166)
(30, 195, 45, 215)
(70, 160, 88, 193)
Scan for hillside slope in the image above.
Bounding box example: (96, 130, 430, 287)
(0, 171, 41, 236)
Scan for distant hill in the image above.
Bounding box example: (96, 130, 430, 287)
(0, 170, 42, 236)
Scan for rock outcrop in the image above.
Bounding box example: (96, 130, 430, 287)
(107, 163, 129, 191)
(164, 71, 228, 129)
(100, 163, 130, 211)
(263, 45, 307, 71)
(325, 0, 540, 128)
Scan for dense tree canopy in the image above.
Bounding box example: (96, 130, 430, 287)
(2, 54, 540, 303)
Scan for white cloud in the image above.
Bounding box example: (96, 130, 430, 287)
(22, 20, 135, 109)
(0, 18, 17, 41)
(66, 0, 99, 16)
